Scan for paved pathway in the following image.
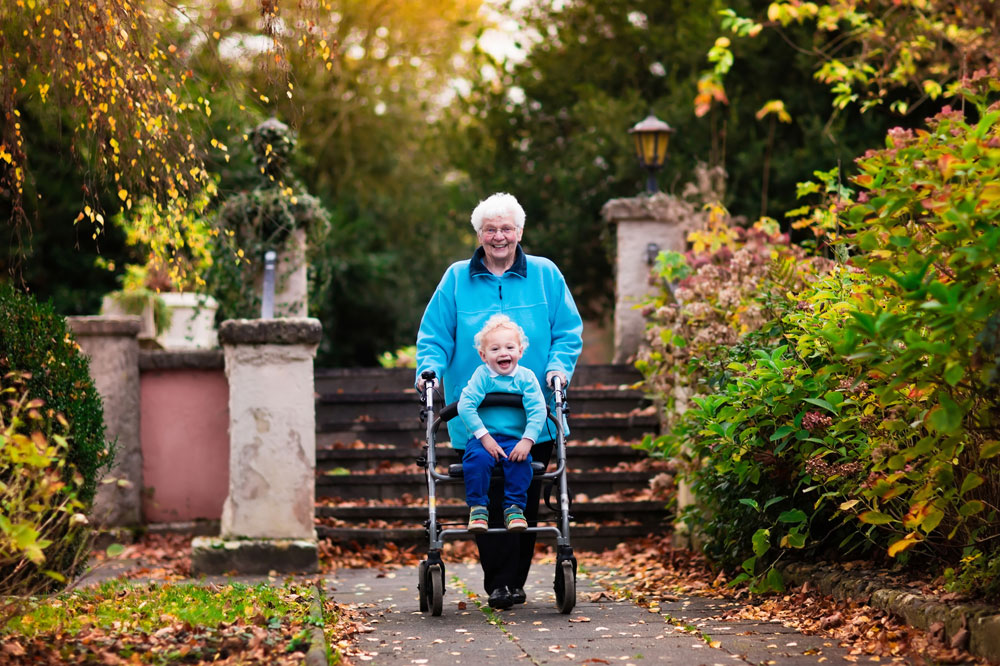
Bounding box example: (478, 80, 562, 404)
(327, 563, 883, 665)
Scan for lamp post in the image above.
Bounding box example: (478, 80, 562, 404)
(628, 113, 674, 194)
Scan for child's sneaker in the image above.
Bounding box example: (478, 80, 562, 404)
(468, 506, 489, 532)
(504, 506, 527, 531)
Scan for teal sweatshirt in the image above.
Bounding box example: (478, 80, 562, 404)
(416, 245, 583, 449)
(458, 364, 548, 444)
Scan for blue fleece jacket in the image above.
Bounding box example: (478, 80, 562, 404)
(416, 245, 583, 449)
(458, 364, 548, 444)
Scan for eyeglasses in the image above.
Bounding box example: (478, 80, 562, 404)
(481, 225, 517, 238)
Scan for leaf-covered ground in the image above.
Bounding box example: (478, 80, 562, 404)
(0, 576, 365, 665)
(579, 536, 994, 666)
(1, 535, 367, 665)
(6, 533, 992, 665)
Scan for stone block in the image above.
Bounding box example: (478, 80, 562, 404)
(969, 614, 1000, 662)
(190, 536, 318, 576)
(218, 317, 322, 346)
(219, 318, 320, 541)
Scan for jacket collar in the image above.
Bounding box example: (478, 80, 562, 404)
(470, 244, 527, 278)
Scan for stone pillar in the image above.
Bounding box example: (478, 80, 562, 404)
(191, 318, 322, 575)
(601, 192, 697, 363)
(668, 377, 699, 550)
(66, 316, 143, 528)
(275, 228, 308, 317)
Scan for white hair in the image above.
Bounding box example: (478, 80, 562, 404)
(470, 192, 526, 233)
(473, 313, 529, 351)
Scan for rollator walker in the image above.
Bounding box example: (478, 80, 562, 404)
(415, 369, 577, 616)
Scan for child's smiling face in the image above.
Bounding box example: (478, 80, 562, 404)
(479, 326, 523, 376)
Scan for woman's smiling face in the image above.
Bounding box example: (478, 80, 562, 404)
(478, 326, 523, 375)
(477, 212, 523, 269)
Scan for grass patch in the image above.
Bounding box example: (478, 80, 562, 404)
(1, 579, 323, 665)
(7, 579, 305, 636)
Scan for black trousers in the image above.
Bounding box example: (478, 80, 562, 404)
(475, 440, 554, 594)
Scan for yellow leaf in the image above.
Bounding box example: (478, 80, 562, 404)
(755, 99, 792, 123)
(888, 533, 921, 557)
(981, 182, 1000, 204)
(118, 188, 128, 201)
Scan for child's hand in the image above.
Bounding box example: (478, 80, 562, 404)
(480, 434, 507, 460)
(509, 438, 534, 462)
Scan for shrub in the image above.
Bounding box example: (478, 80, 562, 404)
(0, 282, 110, 505)
(0, 372, 91, 622)
(637, 217, 844, 591)
(638, 77, 1000, 599)
(816, 83, 1000, 587)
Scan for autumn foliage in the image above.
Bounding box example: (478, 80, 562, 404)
(0, 373, 90, 626)
(639, 76, 1000, 598)
(700, 0, 1000, 118)
(0, 0, 335, 270)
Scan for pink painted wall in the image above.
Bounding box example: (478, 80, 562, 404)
(140, 367, 229, 523)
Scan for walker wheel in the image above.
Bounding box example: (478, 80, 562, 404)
(428, 563, 444, 616)
(555, 559, 576, 614)
(417, 561, 429, 612)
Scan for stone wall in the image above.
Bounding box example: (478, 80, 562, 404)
(67, 316, 143, 527)
(139, 350, 229, 525)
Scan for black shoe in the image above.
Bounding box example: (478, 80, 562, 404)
(488, 586, 514, 610)
(511, 588, 526, 604)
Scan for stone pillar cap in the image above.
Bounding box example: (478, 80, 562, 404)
(218, 318, 322, 346)
(601, 192, 691, 224)
(67, 315, 143, 336)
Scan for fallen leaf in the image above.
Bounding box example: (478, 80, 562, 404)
(949, 627, 969, 650)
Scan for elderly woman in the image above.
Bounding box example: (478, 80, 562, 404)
(415, 192, 583, 610)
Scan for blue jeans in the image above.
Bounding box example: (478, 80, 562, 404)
(463, 434, 533, 510)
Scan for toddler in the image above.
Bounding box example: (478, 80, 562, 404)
(458, 314, 547, 532)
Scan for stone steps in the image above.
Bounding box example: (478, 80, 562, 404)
(312, 363, 670, 551)
(317, 444, 650, 472)
(315, 524, 662, 551)
(316, 470, 662, 501)
(315, 387, 650, 423)
(316, 414, 658, 448)
(313, 364, 644, 394)
(316, 500, 666, 522)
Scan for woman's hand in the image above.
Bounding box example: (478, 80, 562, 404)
(480, 433, 507, 460)
(508, 438, 534, 462)
(546, 370, 567, 389)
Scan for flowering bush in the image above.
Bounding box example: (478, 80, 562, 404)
(639, 78, 1000, 599)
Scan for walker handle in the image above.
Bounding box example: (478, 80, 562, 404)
(420, 370, 437, 408)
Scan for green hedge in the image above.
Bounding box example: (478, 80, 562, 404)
(0, 283, 110, 505)
(638, 83, 1000, 599)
